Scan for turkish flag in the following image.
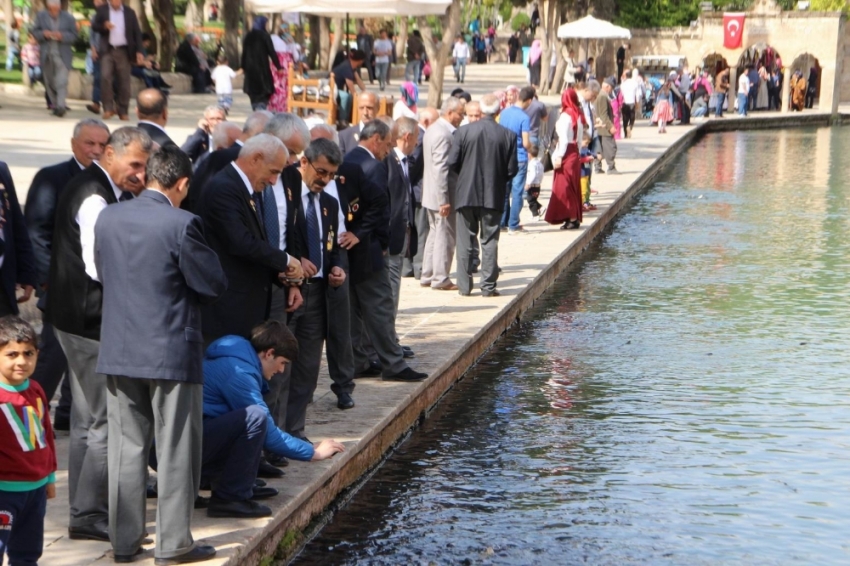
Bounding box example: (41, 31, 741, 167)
(723, 13, 745, 49)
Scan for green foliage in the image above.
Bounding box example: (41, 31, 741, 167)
(617, 0, 700, 28)
(499, 1, 514, 23)
(511, 12, 531, 31)
(810, 0, 850, 13)
(174, 0, 190, 16)
(73, 24, 90, 54)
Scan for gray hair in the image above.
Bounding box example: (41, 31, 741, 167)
(46, 0, 61, 7)
(212, 121, 241, 150)
(264, 113, 310, 147)
(310, 123, 340, 146)
(204, 105, 226, 117)
(480, 94, 500, 116)
(395, 116, 418, 137)
(239, 133, 288, 161)
(107, 126, 153, 154)
(73, 118, 109, 139)
(304, 138, 343, 166)
(185, 33, 196, 42)
(585, 79, 601, 94)
(242, 110, 274, 136)
(441, 96, 465, 116)
(360, 119, 391, 142)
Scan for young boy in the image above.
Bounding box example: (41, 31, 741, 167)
(210, 55, 241, 113)
(525, 145, 544, 219)
(0, 316, 56, 565)
(580, 132, 600, 212)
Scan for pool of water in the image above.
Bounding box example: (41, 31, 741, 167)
(293, 128, 850, 565)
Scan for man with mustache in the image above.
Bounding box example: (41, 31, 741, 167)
(46, 126, 151, 543)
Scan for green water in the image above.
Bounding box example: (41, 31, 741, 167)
(294, 128, 850, 565)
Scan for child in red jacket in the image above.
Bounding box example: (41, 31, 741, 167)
(0, 316, 56, 565)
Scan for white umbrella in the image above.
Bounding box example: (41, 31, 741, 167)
(248, 0, 451, 17)
(557, 15, 631, 40)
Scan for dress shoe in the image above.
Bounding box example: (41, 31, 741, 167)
(433, 283, 459, 291)
(355, 359, 382, 378)
(69, 523, 110, 542)
(207, 498, 272, 519)
(382, 368, 427, 382)
(250, 486, 279, 500)
(254, 478, 267, 487)
(86, 103, 101, 114)
(147, 484, 158, 498)
(420, 282, 431, 287)
(119, 114, 130, 121)
(115, 548, 145, 563)
(102, 110, 115, 120)
(194, 496, 210, 509)
(337, 392, 355, 409)
(266, 453, 289, 467)
(52, 107, 66, 117)
(52, 413, 70, 431)
(482, 290, 501, 297)
(401, 345, 415, 358)
(257, 459, 285, 478)
(153, 544, 217, 565)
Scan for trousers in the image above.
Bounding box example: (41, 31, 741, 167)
(286, 279, 327, 438)
(621, 103, 635, 136)
(504, 160, 528, 230)
(325, 249, 355, 396)
(0, 487, 46, 566)
(350, 263, 408, 377)
(420, 209, 456, 288)
(599, 136, 617, 170)
(265, 285, 293, 429)
(42, 52, 69, 111)
(456, 207, 501, 295)
(202, 406, 266, 501)
(30, 321, 69, 404)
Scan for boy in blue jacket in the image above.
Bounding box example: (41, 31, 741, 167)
(202, 320, 345, 518)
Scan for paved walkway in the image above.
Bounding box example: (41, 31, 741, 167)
(0, 64, 838, 565)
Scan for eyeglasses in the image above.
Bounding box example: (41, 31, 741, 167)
(308, 160, 338, 181)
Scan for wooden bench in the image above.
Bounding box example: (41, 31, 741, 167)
(287, 64, 337, 125)
(351, 94, 395, 124)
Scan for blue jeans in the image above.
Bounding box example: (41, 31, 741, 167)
(5, 46, 19, 71)
(0, 486, 47, 564)
(91, 59, 101, 104)
(737, 93, 748, 116)
(201, 406, 267, 501)
(376, 61, 390, 90)
(502, 160, 528, 230)
(715, 92, 725, 117)
(405, 59, 421, 83)
(453, 57, 467, 82)
(692, 106, 707, 118)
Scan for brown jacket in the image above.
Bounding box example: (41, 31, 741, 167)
(715, 69, 730, 94)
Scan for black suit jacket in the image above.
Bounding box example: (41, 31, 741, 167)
(448, 117, 518, 212)
(25, 157, 81, 288)
(199, 164, 291, 341)
(337, 146, 389, 285)
(408, 125, 426, 203)
(175, 39, 201, 76)
(92, 4, 143, 58)
(339, 124, 362, 156)
(138, 122, 176, 149)
(183, 141, 242, 214)
(0, 162, 37, 315)
(275, 165, 304, 261)
(181, 127, 210, 164)
(384, 152, 416, 258)
(94, 190, 226, 383)
(296, 186, 340, 278)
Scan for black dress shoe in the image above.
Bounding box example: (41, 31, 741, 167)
(194, 496, 210, 509)
(257, 459, 285, 478)
(382, 368, 428, 382)
(250, 486, 279, 500)
(52, 414, 70, 431)
(146, 484, 158, 498)
(401, 345, 415, 358)
(337, 392, 355, 409)
(153, 544, 217, 565)
(207, 498, 272, 519)
(266, 454, 289, 467)
(69, 524, 110, 542)
(482, 290, 501, 297)
(115, 548, 145, 563)
(355, 361, 382, 378)
(254, 478, 267, 487)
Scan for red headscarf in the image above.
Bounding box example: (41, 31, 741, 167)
(561, 88, 586, 137)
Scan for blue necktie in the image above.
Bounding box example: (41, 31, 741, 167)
(263, 187, 280, 248)
(119, 191, 134, 202)
(306, 192, 322, 272)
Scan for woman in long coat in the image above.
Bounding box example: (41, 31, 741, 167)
(545, 89, 585, 230)
(242, 16, 283, 110)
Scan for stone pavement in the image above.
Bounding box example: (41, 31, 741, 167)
(0, 64, 840, 565)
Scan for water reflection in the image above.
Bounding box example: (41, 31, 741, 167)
(293, 128, 850, 565)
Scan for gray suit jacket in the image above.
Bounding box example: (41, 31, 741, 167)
(32, 9, 78, 70)
(94, 190, 227, 383)
(421, 118, 457, 211)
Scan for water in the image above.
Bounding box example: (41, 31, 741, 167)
(294, 128, 850, 565)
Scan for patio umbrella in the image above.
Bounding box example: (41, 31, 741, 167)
(557, 15, 631, 77)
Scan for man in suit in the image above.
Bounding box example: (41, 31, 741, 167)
(26, 118, 110, 412)
(92, 0, 144, 120)
(421, 97, 465, 291)
(181, 105, 226, 164)
(595, 79, 619, 174)
(338, 120, 427, 383)
(184, 110, 273, 214)
(339, 92, 379, 155)
(136, 88, 176, 149)
(47, 127, 151, 543)
(449, 94, 517, 297)
(95, 145, 225, 564)
(285, 139, 348, 437)
(405, 107, 438, 280)
(32, 0, 78, 117)
(199, 134, 304, 343)
(0, 162, 37, 317)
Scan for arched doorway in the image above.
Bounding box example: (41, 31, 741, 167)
(701, 53, 729, 80)
(789, 53, 821, 110)
(735, 43, 782, 112)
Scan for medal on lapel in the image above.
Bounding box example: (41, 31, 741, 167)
(323, 207, 328, 217)
(248, 197, 257, 213)
(327, 229, 334, 251)
(286, 188, 292, 201)
(354, 134, 359, 142)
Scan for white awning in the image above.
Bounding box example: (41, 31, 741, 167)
(557, 15, 631, 40)
(247, 0, 451, 17)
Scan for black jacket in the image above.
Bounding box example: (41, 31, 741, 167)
(137, 122, 177, 149)
(175, 39, 201, 76)
(92, 4, 143, 58)
(46, 165, 118, 339)
(0, 162, 37, 315)
(408, 126, 425, 203)
(94, 190, 226, 383)
(384, 152, 417, 258)
(198, 164, 292, 341)
(241, 29, 280, 100)
(183, 141, 242, 214)
(448, 117, 517, 212)
(339, 124, 362, 156)
(181, 127, 210, 164)
(25, 157, 82, 288)
(296, 186, 340, 279)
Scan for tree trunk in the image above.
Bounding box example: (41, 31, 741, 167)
(328, 17, 343, 71)
(396, 18, 408, 63)
(3, 0, 13, 61)
(307, 15, 320, 70)
(129, 0, 153, 38)
(538, 0, 560, 95)
(418, 0, 462, 109)
(186, 0, 204, 30)
(319, 17, 331, 70)
(222, 0, 240, 69)
(150, 0, 176, 71)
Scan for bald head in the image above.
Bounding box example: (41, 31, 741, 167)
(357, 92, 380, 122)
(418, 107, 439, 129)
(136, 88, 168, 126)
(310, 123, 340, 146)
(242, 110, 274, 140)
(212, 121, 242, 150)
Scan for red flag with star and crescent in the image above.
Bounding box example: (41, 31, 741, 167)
(723, 13, 745, 49)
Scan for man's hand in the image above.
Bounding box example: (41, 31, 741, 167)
(198, 117, 210, 132)
(105, 21, 115, 30)
(310, 439, 346, 461)
(286, 256, 304, 280)
(439, 204, 452, 217)
(301, 258, 318, 278)
(46, 483, 56, 499)
(609, 126, 616, 136)
(16, 284, 33, 303)
(328, 266, 346, 288)
(339, 232, 360, 250)
(286, 286, 303, 312)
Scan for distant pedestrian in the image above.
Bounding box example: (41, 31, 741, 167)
(545, 89, 585, 231)
(32, 0, 78, 117)
(92, 0, 145, 121)
(374, 29, 393, 91)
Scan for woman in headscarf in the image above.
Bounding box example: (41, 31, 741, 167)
(241, 16, 284, 110)
(651, 80, 674, 133)
(267, 23, 294, 112)
(393, 81, 419, 119)
(528, 39, 543, 88)
(545, 88, 585, 230)
(790, 70, 806, 111)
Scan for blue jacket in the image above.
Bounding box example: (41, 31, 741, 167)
(203, 336, 314, 461)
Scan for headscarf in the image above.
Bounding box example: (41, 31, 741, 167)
(253, 16, 268, 31)
(400, 81, 419, 112)
(561, 88, 586, 136)
(529, 40, 543, 65)
(493, 90, 507, 109)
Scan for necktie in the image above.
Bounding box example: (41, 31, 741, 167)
(251, 192, 265, 235)
(119, 191, 134, 202)
(306, 192, 322, 273)
(262, 187, 280, 248)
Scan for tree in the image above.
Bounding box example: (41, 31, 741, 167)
(222, 0, 240, 69)
(150, 0, 176, 71)
(418, 0, 462, 108)
(537, 0, 561, 95)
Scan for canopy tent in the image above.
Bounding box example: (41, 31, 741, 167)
(557, 15, 631, 40)
(247, 0, 451, 17)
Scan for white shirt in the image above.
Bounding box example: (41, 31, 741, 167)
(320, 180, 348, 241)
(526, 158, 544, 187)
(393, 100, 417, 121)
(552, 112, 582, 161)
(211, 65, 236, 95)
(108, 5, 126, 47)
(620, 78, 640, 105)
(73, 157, 86, 170)
(301, 182, 324, 278)
(374, 38, 393, 63)
(393, 147, 410, 180)
(232, 162, 291, 265)
(738, 73, 751, 95)
(452, 42, 470, 59)
(79, 162, 123, 281)
(581, 100, 594, 138)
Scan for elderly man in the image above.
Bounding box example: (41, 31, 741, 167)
(595, 79, 618, 174)
(136, 88, 176, 148)
(92, 0, 144, 121)
(47, 127, 151, 543)
(403, 107, 438, 280)
(465, 101, 482, 123)
(32, 0, 77, 117)
(176, 33, 210, 94)
(339, 92, 379, 154)
(421, 97, 465, 291)
(26, 119, 110, 411)
(182, 105, 227, 164)
(449, 94, 517, 297)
